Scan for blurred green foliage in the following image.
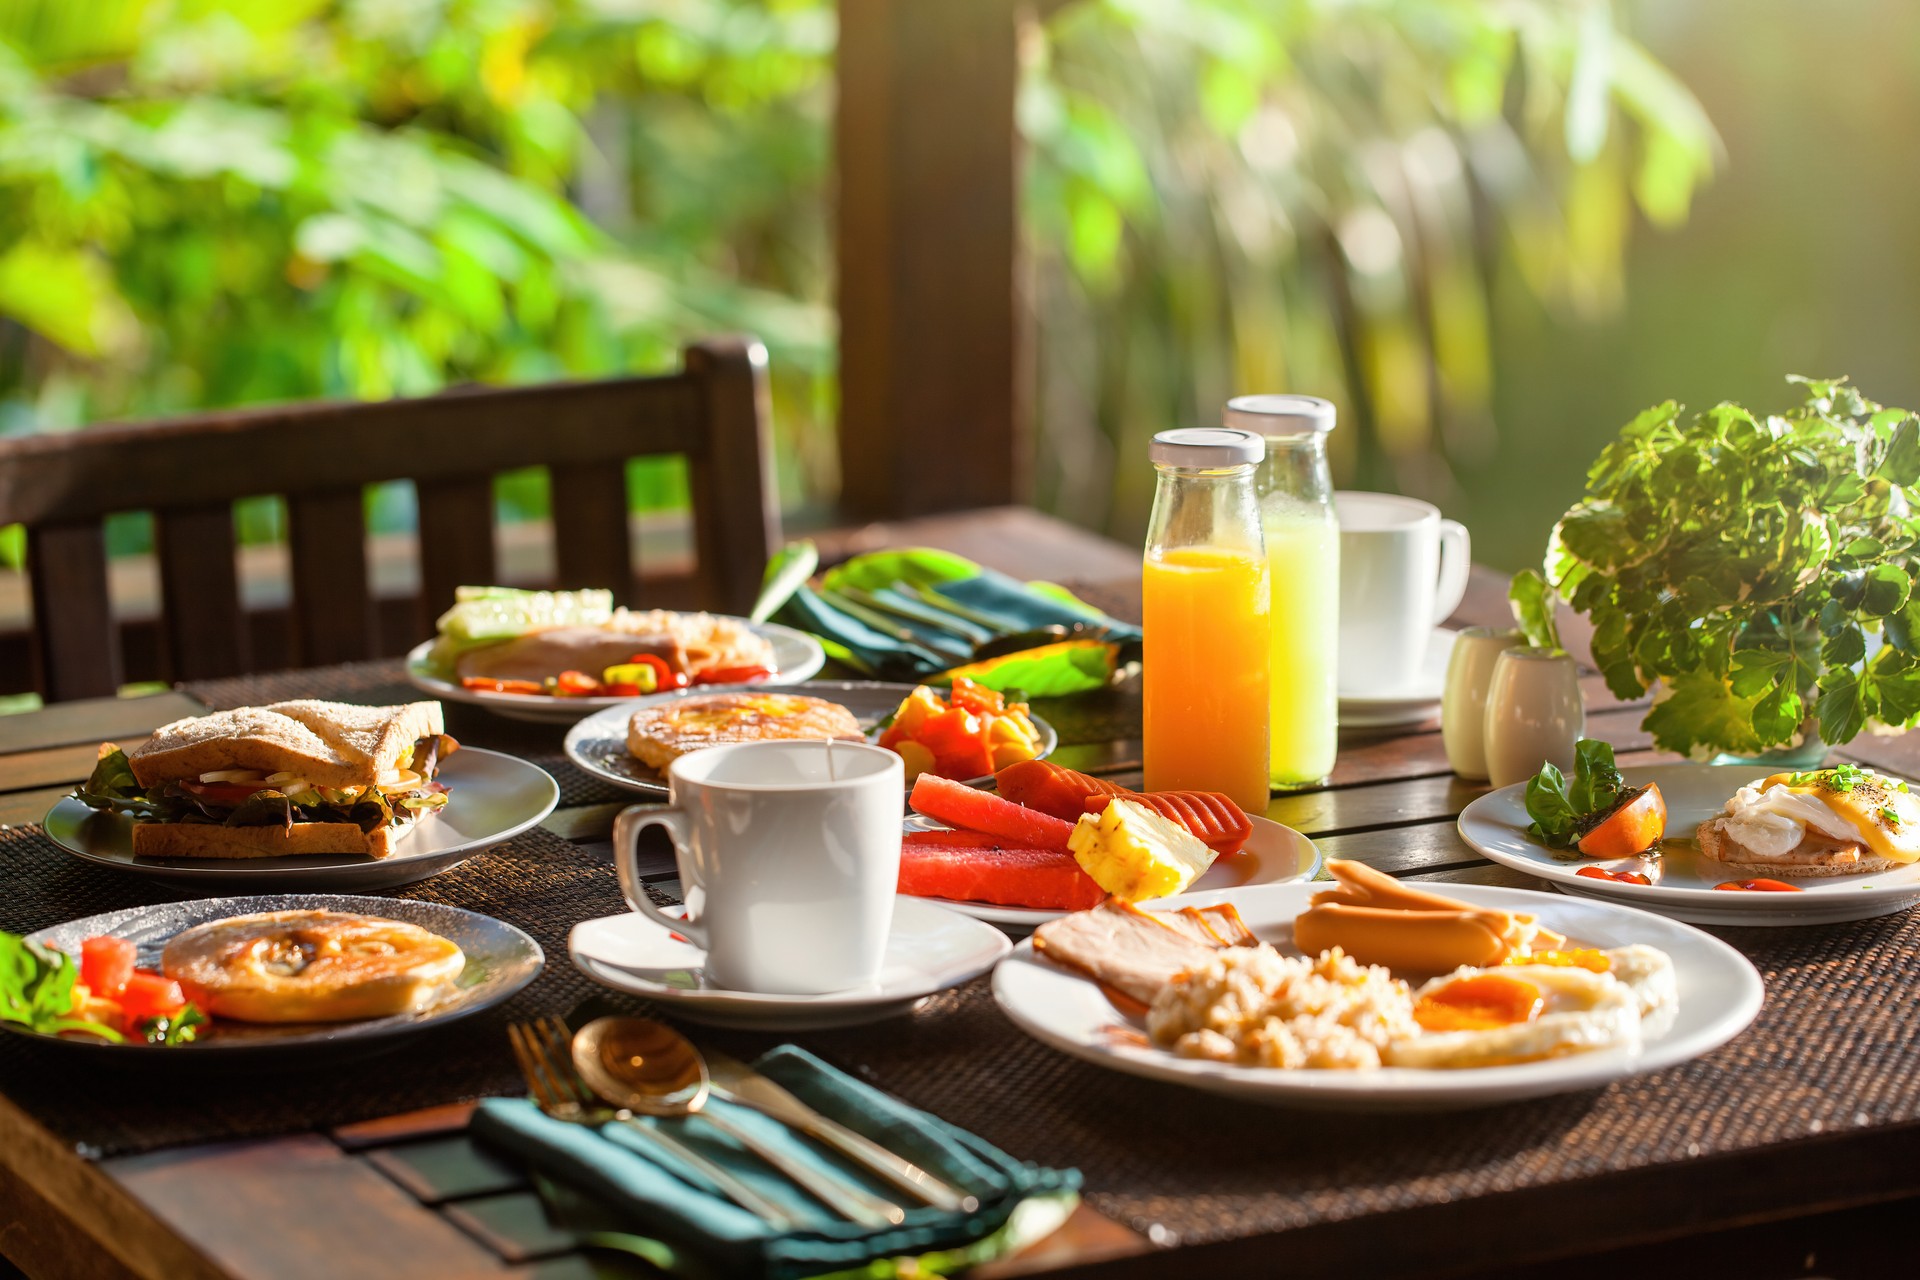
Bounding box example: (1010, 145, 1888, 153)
(0, 0, 1714, 566)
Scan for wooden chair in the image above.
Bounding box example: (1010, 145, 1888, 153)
(0, 337, 780, 702)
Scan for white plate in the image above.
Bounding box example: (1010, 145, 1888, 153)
(43, 748, 558, 892)
(404, 620, 826, 724)
(1459, 763, 1920, 926)
(1338, 628, 1455, 728)
(903, 814, 1321, 931)
(992, 881, 1763, 1110)
(569, 896, 1011, 1030)
(563, 681, 1059, 798)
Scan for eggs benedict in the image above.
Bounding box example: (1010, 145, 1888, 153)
(1697, 764, 1920, 878)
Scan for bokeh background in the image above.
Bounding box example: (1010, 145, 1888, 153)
(2, 0, 1915, 577)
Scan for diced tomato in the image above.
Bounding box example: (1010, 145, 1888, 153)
(117, 971, 188, 1025)
(697, 665, 774, 685)
(554, 670, 602, 696)
(918, 708, 993, 780)
(460, 677, 545, 695)
(80, 936, 136, 999)
(948, 677, 1008, 717)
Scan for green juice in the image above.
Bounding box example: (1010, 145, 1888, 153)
(1264, 512, 1339, 788)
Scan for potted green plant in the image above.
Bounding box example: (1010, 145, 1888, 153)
(1520, 377, 1920, 762)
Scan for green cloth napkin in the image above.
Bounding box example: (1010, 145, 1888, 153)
(470, 1046, 1079, 1280)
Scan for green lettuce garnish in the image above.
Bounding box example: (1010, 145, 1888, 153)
(1525, 739, 1628, 848)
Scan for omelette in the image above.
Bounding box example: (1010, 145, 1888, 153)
(626, 693, 863, 770)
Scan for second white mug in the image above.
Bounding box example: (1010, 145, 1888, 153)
(1334, 491, 1471, 694)
(611, 739, 904, 995)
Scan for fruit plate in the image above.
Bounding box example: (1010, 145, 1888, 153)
(563, 681, 1058, 798)
(4, 894, 542, 1060)
(404, 619, 826, 724)
(43, 748, 558, 893)
(1458, 763, 1920, 926)
(903, 813, 1321, 932)
(992, 881, 1762, 1111)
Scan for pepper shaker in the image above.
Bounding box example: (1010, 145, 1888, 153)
(1482, 646, 1585, 789)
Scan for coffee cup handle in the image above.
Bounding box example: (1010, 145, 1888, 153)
(1431, 518, 1471, 626)
(612, 803, 708, 950)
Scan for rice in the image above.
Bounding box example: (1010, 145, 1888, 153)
(1147, 945, 1420, 1070)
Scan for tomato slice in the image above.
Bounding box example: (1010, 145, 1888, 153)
(554, 670, 602, 696)
(1577, 784, 1667, 859)
(696, 664, 774, 685)
(80, 936, 136, 998)
(1575, 865, 1652, 886)
(460, 676, 545, 695)
(1714, 878, 1803, 892)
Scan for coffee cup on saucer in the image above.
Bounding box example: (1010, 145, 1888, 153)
(1334, 491, 1470, 695)
(611, 740, 904, 995)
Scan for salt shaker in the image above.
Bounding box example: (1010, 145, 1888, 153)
(1482, 646, 1585, 789)
(1442, 627, 1524, 780)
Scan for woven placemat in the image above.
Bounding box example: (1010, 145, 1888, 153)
(182, 662, 632, 809)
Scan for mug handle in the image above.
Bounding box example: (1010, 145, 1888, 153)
(1431, 518, 1471, 626)
(612, 803, 707, 950)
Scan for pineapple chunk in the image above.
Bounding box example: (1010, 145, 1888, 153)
(1067, 798, 1218, 902)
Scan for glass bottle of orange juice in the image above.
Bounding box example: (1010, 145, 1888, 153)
(1223, 395, 1339, 790)
(1142, 428, 1272, 814)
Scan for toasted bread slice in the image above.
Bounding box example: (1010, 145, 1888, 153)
(163, 911, 464, 1022)
(129, 701, 443, 789)
(627, 693, 862, 771)
(1695, 816, 1897, 878)
(132, 821, 401, 860)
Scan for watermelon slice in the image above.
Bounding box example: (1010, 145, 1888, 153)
(993, 759, 1132, 822)
(899, 835, 1107, 910)
(909, 773, 1078, 848)
(1086, 790, 1251, 854)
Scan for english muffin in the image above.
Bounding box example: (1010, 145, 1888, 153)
(626, 692, 863, 770)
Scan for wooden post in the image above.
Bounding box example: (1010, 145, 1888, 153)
(836, 0, 1029, 519)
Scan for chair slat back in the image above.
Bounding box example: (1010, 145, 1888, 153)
(0, 337, 777, 701)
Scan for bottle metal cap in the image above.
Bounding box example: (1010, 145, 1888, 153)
(1150, 427, 1265, 468)
(1223, 394, 1337, 434)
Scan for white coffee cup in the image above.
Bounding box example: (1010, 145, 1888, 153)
(611, 740, 904, 995)
(1334, 491, 1471, 694)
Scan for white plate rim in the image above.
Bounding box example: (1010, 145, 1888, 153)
(1337, 627, 1456, 709)
(561, 681, 1060, 797)
(403, 619, 827, 716)
(991, 880, 1764, 1105)
(1458, 762, 1920, 912)
(567, 895, 1011, 1008)
(903, 814, 1322, 927)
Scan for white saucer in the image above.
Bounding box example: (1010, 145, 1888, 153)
(902, 814, 1321, 932)
(1338, 628, 1456, 729)
(569, 896, 1011, 1030)
(1459, 763, 1920, 926)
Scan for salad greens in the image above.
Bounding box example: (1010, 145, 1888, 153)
(1537, 377, 1920, 759)
(0, 931, 122, 1042)
(1525, 739, 1628, 848)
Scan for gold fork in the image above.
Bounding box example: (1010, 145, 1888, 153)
(507, 1017, 799, 1229)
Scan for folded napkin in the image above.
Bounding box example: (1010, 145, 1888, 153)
(471, 1045, 1079, 1280)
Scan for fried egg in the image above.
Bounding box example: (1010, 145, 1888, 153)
(1383, 964, 1640, 1069)
(626, 693, 863, 770)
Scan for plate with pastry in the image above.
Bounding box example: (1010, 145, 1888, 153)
(45, 700, 558, 891)
(0, 894, 541, 1059)
(405, 586, 824, 723)
(564, 680, 1059, 797)
(991, 863, 1762, 1110)
(1457, 742, 1920, 925)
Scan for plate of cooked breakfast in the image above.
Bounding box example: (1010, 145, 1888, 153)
(404, 587, 825, 723)
(991, 860, 1763, 1110)
(1457, 740, 1920, 925)
(564, 679, 1059, 797)
(898, 760, 1320, 929)
(44, 700, 558, 891)
(1, 895, 542, 1058)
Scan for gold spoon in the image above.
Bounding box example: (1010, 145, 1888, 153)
(572, 1017, 906, 1228)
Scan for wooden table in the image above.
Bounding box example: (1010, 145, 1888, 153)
(3, 556, 1918, 1280)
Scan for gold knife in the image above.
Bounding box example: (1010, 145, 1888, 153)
(704, 1050, 978, 1213)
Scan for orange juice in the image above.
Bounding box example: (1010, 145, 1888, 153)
(1143, 546, 1272, 812)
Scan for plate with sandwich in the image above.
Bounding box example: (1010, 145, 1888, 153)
(3, 894, 541, 1058)
(405, 586, 825, 723)
(1458, 745, 1920, 925)
(46, 700, 559, 891)
(564, 680, 1059, 797)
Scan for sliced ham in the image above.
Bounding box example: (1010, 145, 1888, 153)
(1033, 900, 1228, 1005)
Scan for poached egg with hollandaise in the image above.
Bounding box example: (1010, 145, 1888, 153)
(1698, 765, 1920, 877)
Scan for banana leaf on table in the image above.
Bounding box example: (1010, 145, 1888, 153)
(751, 542, 1140, 697)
